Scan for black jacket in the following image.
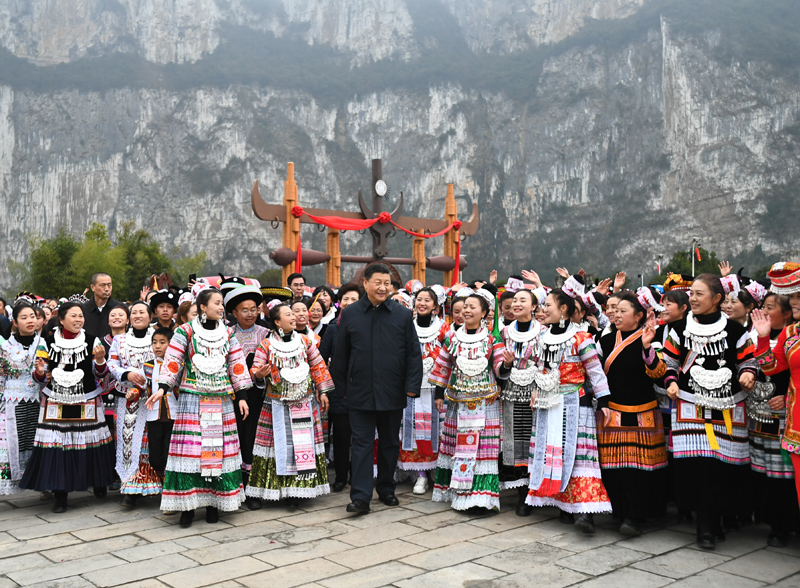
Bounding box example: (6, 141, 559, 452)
(332, 295, 423, 412)
(82, 297, 120, 338)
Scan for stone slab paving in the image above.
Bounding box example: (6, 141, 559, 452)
(1, 485, 800, 588)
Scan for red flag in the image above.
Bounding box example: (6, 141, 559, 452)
(656, 261, 661, 274)
(695, 248, 701, 262)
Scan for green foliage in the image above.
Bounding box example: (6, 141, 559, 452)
(650, 247, 722, 284)
(8, 224, 209, 301)
(255, 269, 282, 288)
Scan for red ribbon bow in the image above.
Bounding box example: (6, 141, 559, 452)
(291, 206, 304, 218)
(378, 212, 392, 224)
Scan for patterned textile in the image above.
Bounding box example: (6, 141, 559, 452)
(119, 426, 162, 495)
(526, 406, 612, 514)
(160, 393, 244, 512)
(199, 396, 224, 479)
(757, 324, 800, 455)
(246, 396, 329, 500)
(160, 324, 252, 397)
(749, 416, 794, 478)
(671, 400, 750, 464)
(0, 398, 39, 495)
(432, 398, 501, 510)
(19, 396, 115, 492)
(232, 324, 269, 358)
(597, 407, 668, 471)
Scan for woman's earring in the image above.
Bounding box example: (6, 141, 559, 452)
(278, 327, 285, 337)
(559, 315, 566, 328)
(200, 312, 207, 324)
(481, 318, 487, 330)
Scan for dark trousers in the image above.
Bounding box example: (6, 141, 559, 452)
(148, 420, 174, 473)
(330, 412, 352, 484)
(236, 387, 265, 469)
(349, 409, 402, 503)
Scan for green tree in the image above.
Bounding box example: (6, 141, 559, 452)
(651, 247, 721, 284)
(115, 221, 172, 300)
(68, 223, 129, 296)
(8, 228, 79, 298)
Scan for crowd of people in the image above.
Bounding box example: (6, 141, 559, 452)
(1, 259, 800, 552)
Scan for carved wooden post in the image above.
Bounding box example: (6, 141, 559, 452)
(326, 228, 342, 287)
(282, 163, 299, 284)
(412, 236, 426, 284)
(443, 183, 459, 286)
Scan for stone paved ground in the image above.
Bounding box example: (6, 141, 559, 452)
(2, 483, 800, 588)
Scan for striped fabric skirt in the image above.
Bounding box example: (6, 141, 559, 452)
(526, 405, 612, 514)
(246, 395, 329, 501)
(499, 400, 533, 490)
(671, 399, 750, 465)
(0, 398, 39, 494)
(597, 407, 668, 471)
(749, 416, 794, 479)
(19, 395, 115, 493)
(432, 398, 501, 511)
(160, 393, 244, 512)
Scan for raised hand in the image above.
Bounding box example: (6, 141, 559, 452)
(718, 261, 732, 277)
(614, 272, 627, 291)
(521, 269, 541, 288)
(139, 285, 150, 301)
(489, 270, 498, 285)
(595, 278, 612, 296)
(556, 267, 570, 279)
(750, 308, 772, 339)
(642, 309, 657, 348)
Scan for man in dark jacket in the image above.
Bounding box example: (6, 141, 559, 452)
(81, 273, 119, 338)
(332, 264, 423, 513)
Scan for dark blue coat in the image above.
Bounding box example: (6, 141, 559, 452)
(319, 321, 347, 415)
(332, 295, 423, 412)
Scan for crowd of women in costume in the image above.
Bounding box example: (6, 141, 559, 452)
(2, 260, 800, 551)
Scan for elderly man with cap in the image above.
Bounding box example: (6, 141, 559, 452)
(224, 282, 268, 510)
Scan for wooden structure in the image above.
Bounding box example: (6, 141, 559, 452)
(251, 160, 479, 287)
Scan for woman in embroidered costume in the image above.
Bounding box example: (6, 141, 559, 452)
(398, 287, 450, 495)
(224, 284, 269, 511)
(429, 294, 504, 511)
(525, 289, 612, 534)
(312, 286, 338, 336)
(101, 305, 130, 447)
(596, 289, 669, 536)
(246, 304, 333, 502)
(497, 288, 546, 516)
(20, 302, 116, 512)
(291, 299, 320, 346)
(150, 288, 252, 528)
(663, 274, 757, 549)
(107, 301, 162, 508)
(0, 302, 46, 494)
(751, 262, 800, 547)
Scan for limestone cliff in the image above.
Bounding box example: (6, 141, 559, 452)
(0, 0, 798, 288)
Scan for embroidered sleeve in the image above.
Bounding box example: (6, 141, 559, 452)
(162, 325, 189, 389)
(489, 333, 505, 377)
(662, 327, 683, 386)
(429, 329, 455, 388)
(735, 331, 758, 375)
(306, 338, 334, 394)
(32, 339, 49, 382)
(227, 332, 253, 394)
(758, 329, 789, 376)
(250, 340, 270, 389)
(576, 333, 610, 398)
(643, 345, 667, 380)
(107, 334, 125, 382)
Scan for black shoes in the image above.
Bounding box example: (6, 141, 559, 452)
(331, 481, 347, 493)
(619, 518, 641, 537)
(559, 511, 575, 525)
(179, 510, 195, 528)
(93, 486, 107, 499)
(378, 493, 399, 507)
(768, 532, 789, 548)
(244, 496, 262, 511)
(697, 532, 716, 549)
(52, 491, 68, 513)
(206, 507, 219, 524)
(515, 488, 532, 517)
(346, 499, 370, 514)
(575, 514, 595, 535)
(120, 495, 137, 508)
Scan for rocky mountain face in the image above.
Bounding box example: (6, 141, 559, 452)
(1, 0, 798, 288)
